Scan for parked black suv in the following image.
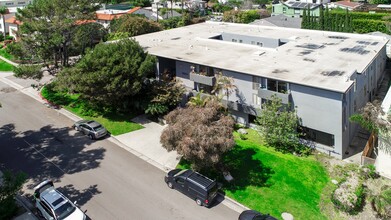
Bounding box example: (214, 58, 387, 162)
(165, 169, 219, 207)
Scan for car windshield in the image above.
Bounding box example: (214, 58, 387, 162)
(54, 202, 76, 220)
(93, 125, 104, 131)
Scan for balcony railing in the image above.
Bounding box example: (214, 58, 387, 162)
(189, 72, 216, 86)
(258, 88, 290, 104)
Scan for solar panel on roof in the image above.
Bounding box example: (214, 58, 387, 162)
(292, 2, 300, 7)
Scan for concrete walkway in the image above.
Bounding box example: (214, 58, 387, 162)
(114, 115, 180, 170)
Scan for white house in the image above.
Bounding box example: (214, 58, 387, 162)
(375, 88, 391, 179)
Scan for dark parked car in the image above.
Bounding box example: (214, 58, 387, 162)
(164, 169, 220, 207)
(73, 120, 107, 140)
(238, 210, 278, 220)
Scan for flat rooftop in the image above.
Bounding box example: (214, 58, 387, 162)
(134, 22, 388, 93)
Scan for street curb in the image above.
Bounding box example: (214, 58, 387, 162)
(216, 192, 249, 214)
(107, 136, 172, 172)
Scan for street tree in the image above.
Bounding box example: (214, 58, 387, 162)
(0, 6, 8, 39)
(16, 0, 100, 71)
(0, 170, 27, 219)
(255, 95, 306, 154)
(108, 15, 162, 40)
(55, 39, 156, 112)
(160, 98, 235, 170)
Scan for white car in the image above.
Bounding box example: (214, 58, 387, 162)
(33, 180, 86, 220)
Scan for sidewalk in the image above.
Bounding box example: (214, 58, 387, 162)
(0, 69, 248, 214)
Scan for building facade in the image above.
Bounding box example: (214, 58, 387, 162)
(134, 22, 388, 159)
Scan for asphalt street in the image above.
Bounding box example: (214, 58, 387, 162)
(0, 80, 240, 220)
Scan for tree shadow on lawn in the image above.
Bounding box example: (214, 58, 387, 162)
(222, 145, 275, 191)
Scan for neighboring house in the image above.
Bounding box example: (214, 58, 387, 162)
(0, 0, 33, 13)
(132, 7, 182, 21)
(134, 21, 388, 159)
(329, 1, 363, 11)
(4, 15, 20, 39)
(272, 1, 321, 18)
(297, 0, 330, 4)
(0, 12, 13, 36)
(251, 14, 302, 29)
(375, 87, 391, 179)
(367, 32, 391, 59)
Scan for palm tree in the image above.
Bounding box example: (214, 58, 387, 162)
(212, 71, 237, 109)
(0, 6, 8, 40)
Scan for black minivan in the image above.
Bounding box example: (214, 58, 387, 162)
(164, 169, 220, 207)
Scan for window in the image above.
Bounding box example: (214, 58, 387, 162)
(260, 77, 266, 89)
(5, 3, 14, 5)
(176, 177, 185, 184)
(342, 106, 346, 131)
(232, 39, 237, 42)
(277, 81, 288, 93)
(283, 7, 286, 13)
(249, 114, 257, 124)
(252, 94, 261, 106)
(252, 76, 259, 90)
(40, 202, 54, 218)
(300, 127, 334, 147)
(257, 42, 263, 47)
(267, 79, 277, 91)
(239, 40, 243, 43)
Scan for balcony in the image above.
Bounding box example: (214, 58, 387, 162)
(258, 88, 290, 104)
(189, 72, 216, 86)
(221, 100, 259, 115)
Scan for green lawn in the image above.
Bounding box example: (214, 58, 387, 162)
(0, 60, 14, 71)
(0, 48, 14, 61)
(178, 129, 329, 220)
(41, 86, 144, 135)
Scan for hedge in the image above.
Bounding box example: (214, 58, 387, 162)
(352, 19, 390, 34)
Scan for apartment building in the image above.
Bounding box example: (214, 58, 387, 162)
(134, 22, 388, 159)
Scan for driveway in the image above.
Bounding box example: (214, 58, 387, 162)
(114, 115, 180, 170)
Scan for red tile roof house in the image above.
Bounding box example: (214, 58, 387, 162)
(329, 1, 363, 11)
(5, 16, 22, 40)
(4, 7, 142, 39)
(95, 7, 141, 28)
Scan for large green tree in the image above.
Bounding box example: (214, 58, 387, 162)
(0, 170, 27, 219)
(55, 39, 156, 111)
(256, 95, 305, 154)
(160, 98, 235, 170)
(71, 22, 107, 56)
(108, 15, 162, 40)
(16, 0, 100, 70)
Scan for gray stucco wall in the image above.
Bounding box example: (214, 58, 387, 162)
(176, 61, 194, 89)
(290, 84, 343, 157)
(220, 33, 282, 48)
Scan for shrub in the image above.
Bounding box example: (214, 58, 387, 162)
(360, 164, 379, 179)
(332, 173, 365, 214)
(372, 186, 391, 219)
(239, 133, 247, 140)
(0, 170, 27, 220)
(352, 19, 390, 34)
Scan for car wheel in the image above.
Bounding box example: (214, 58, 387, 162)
(167, 181, 173, 189)
(36, 209, 43, 217)
(88, 134, 94, 140)
(74, 126, 79, 131)
(196, 198, 202, 206)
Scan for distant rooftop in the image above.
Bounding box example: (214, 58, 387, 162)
(134, 22, 388, 93)
(251, 15, 301, 29)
